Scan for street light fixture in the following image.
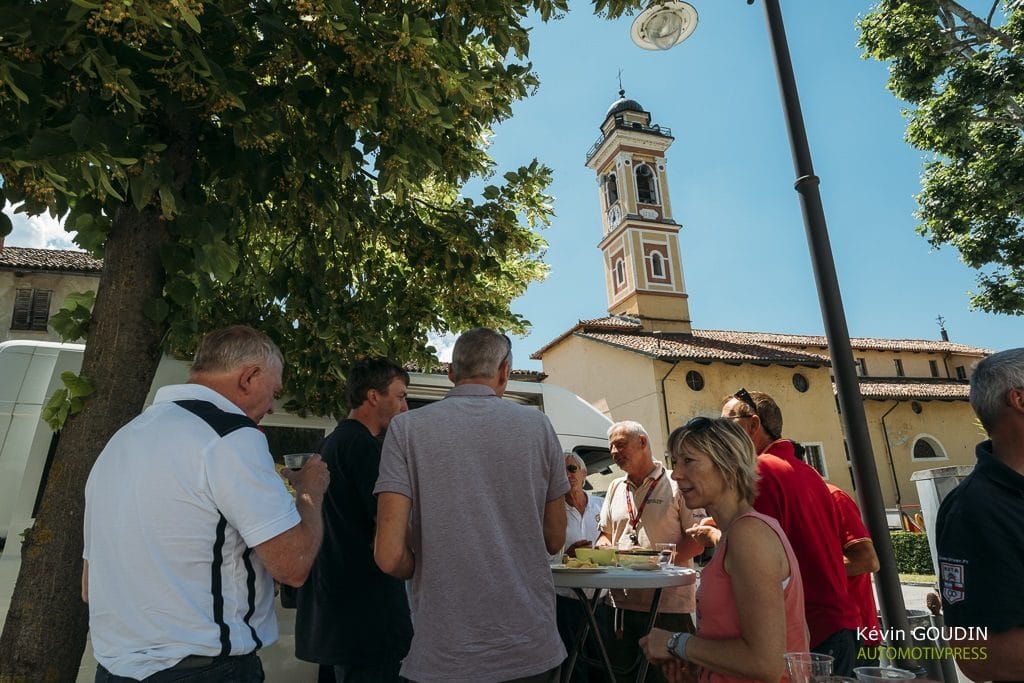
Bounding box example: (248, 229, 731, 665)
(631, 1, 698, 50)
(631, 0, 931, 676)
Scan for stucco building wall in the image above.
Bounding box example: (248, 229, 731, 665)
(0, 271, 99, 343)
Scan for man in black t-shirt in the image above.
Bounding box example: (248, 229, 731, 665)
(295, 358, 412, 683)
(936, 348, 1024, 682)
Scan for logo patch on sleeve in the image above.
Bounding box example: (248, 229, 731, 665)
(940, 560, 966, 605)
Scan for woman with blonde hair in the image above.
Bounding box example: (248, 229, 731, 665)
(640, 417, 808, 683)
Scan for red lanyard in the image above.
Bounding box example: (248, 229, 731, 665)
(625, 470, 664, 536)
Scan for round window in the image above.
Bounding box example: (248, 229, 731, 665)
(792, 373, 809, 393)
(685, 370, 704, 391)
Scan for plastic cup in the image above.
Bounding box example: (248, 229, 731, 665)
(283, 452, 315, 470)
(784, 652, 834, 683)
(853, 667, 917, 683)
(656, 542, 676, 567)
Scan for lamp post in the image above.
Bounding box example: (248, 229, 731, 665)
(632, 0, 927, 675)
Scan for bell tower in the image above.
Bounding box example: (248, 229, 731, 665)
(585, 91, 691, 333)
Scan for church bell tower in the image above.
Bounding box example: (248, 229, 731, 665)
(585, 91, 691, 333)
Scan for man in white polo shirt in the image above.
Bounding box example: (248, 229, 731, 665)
(597, 420, 704, 683)
(83, 325, 329, 682)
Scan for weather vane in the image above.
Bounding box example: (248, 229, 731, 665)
(617, 68, 624, 95)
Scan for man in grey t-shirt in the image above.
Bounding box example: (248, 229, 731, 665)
(374, 328, 568, 683)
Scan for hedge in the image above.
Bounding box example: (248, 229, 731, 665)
(890, 531, 935, 574)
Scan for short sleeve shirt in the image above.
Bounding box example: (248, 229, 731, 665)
(828, 484, 881, 645)
(374, 383, 569, 683)
(599, 462, 705, 613)
(753, 439, 859, 647)
(295, 419, 412, 665)
(83, 384, 300, 679)
(937, 440, 1024, 635)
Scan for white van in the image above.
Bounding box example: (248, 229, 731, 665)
(0, 340, 614, 681)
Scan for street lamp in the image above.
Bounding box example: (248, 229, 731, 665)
(631, 0, 929, 676)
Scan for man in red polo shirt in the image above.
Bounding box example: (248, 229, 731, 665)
(720, 389, 860, 675)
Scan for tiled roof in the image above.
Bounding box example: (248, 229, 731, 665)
(0, 246, 102, 274)
(846, 378, 970, 401)
(403, 361, 545, 383)
(533, 316, 990, 360)
(579, 330, 830, 365)
(532, 317, 828, 365)
(711, 330, 989, 356)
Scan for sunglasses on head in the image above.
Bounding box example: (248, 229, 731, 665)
(566, 464, 580, 473)
(732, 388, 779, 440)
(733, 388, 759, 417)
(683, 415, 715, 431)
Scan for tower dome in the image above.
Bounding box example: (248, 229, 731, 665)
(605, 89, 644, 118)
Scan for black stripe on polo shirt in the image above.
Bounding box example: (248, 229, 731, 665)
(212, 513, 231, 656)
(242, 547, 262, 650)
(173, 400, 258, 436)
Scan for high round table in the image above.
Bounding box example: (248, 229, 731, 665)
(552, 566, 698, 682)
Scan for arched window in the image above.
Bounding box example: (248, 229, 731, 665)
(650, 251, 664, 278)
(614, 258, 625, 287)
(635, 164, 658, 204)
(911, 434, 948, 461)
(605, 174, 619, 206)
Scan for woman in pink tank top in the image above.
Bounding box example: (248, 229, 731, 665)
(640, 417, 809, 683)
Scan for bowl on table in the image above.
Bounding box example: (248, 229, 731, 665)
(574, 547, 618, 566)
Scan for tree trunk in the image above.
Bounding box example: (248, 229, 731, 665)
(0, 206, 169, 682)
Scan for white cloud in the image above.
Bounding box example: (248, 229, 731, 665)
(3, 202, 77, 250)
(427, 331, 457, 362)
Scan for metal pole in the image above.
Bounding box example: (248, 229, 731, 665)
(758, 0, 919, 671)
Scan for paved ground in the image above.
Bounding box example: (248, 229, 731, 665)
(874, 579, 970, 683)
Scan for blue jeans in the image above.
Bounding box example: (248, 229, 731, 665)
(96, 653, 264, 682)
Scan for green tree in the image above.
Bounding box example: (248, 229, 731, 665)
(0, 0, 573, 677)
(859, 0, 1024, 314)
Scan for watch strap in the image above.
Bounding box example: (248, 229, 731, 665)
(670, 632, 692, 660)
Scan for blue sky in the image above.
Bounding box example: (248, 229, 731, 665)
(488, 0, 1023, 369)
(4, 1, 1022, 369)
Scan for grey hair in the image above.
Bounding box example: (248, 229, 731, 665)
(565, 451, 586, 471)
(189, 325, 283, 376)
(969, 348, 1024, 432)
(607, 420, 650, 442)
(451, 328, 511, 381)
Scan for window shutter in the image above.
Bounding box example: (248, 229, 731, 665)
(30, 290, 52, 330)
(12, 289, 33, 329)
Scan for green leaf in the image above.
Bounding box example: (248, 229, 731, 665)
(27, 129, 77, 158)
(60, 371, 95, 399)
(0, 212, 11, 239)
(41, 388, 70, 431)
(165, 277, 197, 305)
(143, 297, 170, 323)
(175, 0, 202, 33)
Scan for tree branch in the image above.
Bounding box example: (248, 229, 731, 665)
(935, 0, 1016, 49)
(986, 0, 999, 26)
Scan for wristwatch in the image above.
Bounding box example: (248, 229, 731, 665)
(666, 631, 691, 660)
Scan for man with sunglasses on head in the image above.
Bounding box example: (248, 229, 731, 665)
(374, 328, 569, 683)
(719, 389, 860, 675)
(596, 420, 705, 682)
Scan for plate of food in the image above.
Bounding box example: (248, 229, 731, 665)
(551, 564, 607, 573)
(626, 562, 662, 571)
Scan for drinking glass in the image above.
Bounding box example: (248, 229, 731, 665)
(852, 667, 916, 683)
(784, 652, 833, 683)
(283, 452, 315, 470)
(656, 542, 676, 567)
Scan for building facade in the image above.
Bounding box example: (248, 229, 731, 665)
(533, 94, 988, 511)
(0, 245, 102, 343)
